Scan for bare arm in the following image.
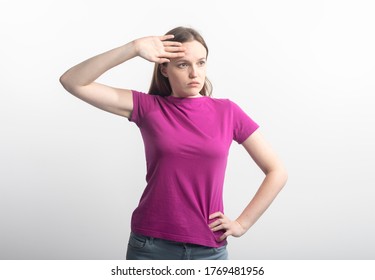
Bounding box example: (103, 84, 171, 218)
(209, 130, 288, 241)
(59, 35, 185, 118)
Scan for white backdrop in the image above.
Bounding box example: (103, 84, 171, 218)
(1, 0, 374, 259)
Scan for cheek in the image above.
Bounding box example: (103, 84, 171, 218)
(198, 67, 206, 76)
(170, 71, 186, 81)
(168, 74, 185, 89)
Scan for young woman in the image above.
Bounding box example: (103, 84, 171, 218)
(60, 26, 288, 260)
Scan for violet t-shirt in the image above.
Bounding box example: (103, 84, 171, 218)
(129, 90, 259, 248)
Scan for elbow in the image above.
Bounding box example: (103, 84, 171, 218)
(59, 72, 70, 90)
(59, 72, 76, 94)
(265, 165, 288, 190)
(277, 165, 288, 190)
(280, 168, 288, 188)
(59, 71, 68, 88)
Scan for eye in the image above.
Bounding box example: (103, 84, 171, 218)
(198, 60, 206, 66)
(177, 63, 188, 69)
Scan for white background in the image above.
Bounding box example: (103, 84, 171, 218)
(0, 0, 374, 259)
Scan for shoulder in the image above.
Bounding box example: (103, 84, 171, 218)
(210, 96, 258, 124)
(131, 90, 168, 107)
(132, 90, 161, 101)
(130, 90, 166, 124)
(208, 96, 242, 112)
(207, 96, 232, 107)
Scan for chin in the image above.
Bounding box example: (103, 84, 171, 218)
(186, 93, 201, 98)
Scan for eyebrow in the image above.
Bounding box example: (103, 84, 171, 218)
(175, 57, 207, 63)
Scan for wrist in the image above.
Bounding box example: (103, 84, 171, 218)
(122, 40, 138, 59)
(235, 218, 250, 232)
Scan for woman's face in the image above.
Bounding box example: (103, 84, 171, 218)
(161, 40, 207, 98)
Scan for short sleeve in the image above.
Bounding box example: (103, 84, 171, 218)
(128, 90, 158, 127)
(231, 100, 259, 144)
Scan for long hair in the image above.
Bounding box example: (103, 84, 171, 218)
(148, 27, 213, 97)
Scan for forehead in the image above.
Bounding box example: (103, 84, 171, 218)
(179, 40, 207, 60)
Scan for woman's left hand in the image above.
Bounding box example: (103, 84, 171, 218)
(208, 212, 247, 241)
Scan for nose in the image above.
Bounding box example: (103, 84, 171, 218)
(189, 65, 198, 78)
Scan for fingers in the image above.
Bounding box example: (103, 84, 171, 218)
(145, 35, 185, 63)
(160, 35, 184, 49)
(218, 232, 229, 242)
(163, 40, 182, 47)
(208, 212, 227, 232)
(209, 218, 231, 242)
(161, 36, 185, 57)
(156, 50, 185, 64)
(162, 48, 186, 59)
(209, 219, 229, 232)
(208, 212, 244, 241)
(209, 220, 222, 231)
(156, 51, 184, 64)
(162, 40, 186, 56)
(209, 212, 224, 220)
(160, 34, 175, 41)
(136, 35, 186, 63)
(164, 46, 185, 53)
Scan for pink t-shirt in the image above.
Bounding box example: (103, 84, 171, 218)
(129, 90, 259, 248)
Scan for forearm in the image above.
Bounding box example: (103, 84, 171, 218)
(236, 169, 287, 232)
(60, 41, 137, 90)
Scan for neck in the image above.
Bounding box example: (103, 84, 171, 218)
(171, 92, 202, 98)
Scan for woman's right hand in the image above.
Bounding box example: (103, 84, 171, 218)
(60, 35, 185, 119)
(133, 35, 186, 64)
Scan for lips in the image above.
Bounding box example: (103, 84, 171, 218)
(188, 81, 200, 86)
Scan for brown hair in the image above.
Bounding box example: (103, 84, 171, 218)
(148, 26, 212, 97)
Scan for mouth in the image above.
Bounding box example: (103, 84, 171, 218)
(188, 81, 200, 86)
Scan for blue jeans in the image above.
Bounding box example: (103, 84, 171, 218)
(126, 232, 228, 260)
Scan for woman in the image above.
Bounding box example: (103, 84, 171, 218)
(60, 26, 288, 260)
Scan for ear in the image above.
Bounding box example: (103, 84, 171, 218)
(160, 63, 168, 78)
